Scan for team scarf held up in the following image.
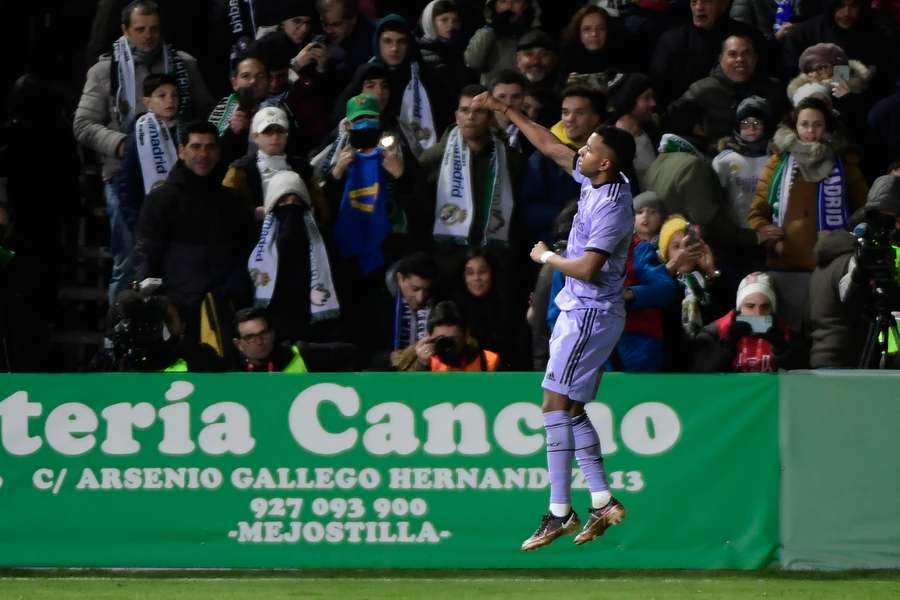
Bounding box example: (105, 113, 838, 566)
(399, 62, 436, 157)
(113, 36, 192, 127)
(135, 113, 178, 193)
(333, 123, 390, 274)
(767, 153, 849, 231)
(248, 175, 340, 323)
(433, 126, 514, 246)
(393, 293, 430, 351)
(226, 0, 257, 72)
(212, 93, 241, 135)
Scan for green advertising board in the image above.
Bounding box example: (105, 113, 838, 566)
(0, 373, 778, 569)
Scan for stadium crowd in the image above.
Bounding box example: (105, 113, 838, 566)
(3, 0, 900, 372)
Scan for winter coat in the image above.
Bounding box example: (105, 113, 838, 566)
(712, 139, 770, 230)
(681, 65, 787, 153)
(623, 236, 680, 338)
(786, 61, 873, 142)
(643, 147, 759, 253)
(690, 309, 800, 371)
(806, 230, 868, 367)
(747, 128, 868, 271)
(650, 16, 759, 104)
(418, 37, 475, 101)
(133, 161, 256, 319)
(74, 50, 212, 181)
(781, 0, 897, 91)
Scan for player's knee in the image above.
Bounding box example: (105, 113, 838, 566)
(542, 389, 572, 412)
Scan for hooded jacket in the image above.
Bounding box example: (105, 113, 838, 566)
(464, 0, 541, 83)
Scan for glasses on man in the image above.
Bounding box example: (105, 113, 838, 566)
(739, 118, 763, 129)
(239, 329, 272, 343)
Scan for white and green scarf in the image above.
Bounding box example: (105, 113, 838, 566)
(658, 133, 705, 159)
(433, 127, 514, 245)
(135, 112, 178, 193)
(212, 93, 241, 135)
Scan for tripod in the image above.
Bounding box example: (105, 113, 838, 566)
(859, 286, 900, 369)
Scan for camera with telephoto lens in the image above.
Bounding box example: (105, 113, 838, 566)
(432, 335, 460, 366)
(855, 208, 900, 289)
(108, 290, 173, 371)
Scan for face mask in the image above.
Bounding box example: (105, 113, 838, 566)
(349, 128, 382, 149)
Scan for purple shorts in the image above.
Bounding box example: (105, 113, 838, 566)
(542, 308, 625, 402)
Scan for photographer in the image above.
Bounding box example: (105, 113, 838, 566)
(808, 175, 900, 368)
(403, 300, 499, 372)
(690, 272, 804, 372)
(98, 289, 226, 372)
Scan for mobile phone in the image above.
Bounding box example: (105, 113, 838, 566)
(683, 223, 699, 246)
(832, 65, 850, 82)
(735, 314, 773, 334)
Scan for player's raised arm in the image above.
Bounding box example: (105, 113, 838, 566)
(470, 91, 576, 173)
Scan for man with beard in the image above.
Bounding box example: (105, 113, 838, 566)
(514, 30, 561, 97)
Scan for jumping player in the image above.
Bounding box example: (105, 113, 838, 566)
(470, 91, 636, 551)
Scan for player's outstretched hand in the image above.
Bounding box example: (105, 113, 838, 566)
(530, 241, 550, 264)
(471, 91, 504, 114)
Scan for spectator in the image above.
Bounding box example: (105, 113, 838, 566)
(607, 72, 660, 186)
(787, 42, 873, 142)
(559, 5, 633, 78)
(520, 86, 603, 246)
(382, 251, 440, 364)
(318, 0, 376, 80)
(807, 175, 900, 368)
(418, 0, 474, 100)
(450, 247, 521, 368)
(465, 0, 542, 84)
(132, 121, 257, 339)
(730, 0, 804, 40)
(611, 191, 679, 371)
(514, 29, 561, 96)
(748, 96, 868, 329)
(255, 1, 320, 53)
(247, 170, 339, 341)
(100, 289, 226, 372)
(658, 215, 722, 337)
(644, 99, 760, 258)
(327, 93, 405, 277)
(223, 106, 325, 221)
(232, 306, 358, 371)
(420, 84, 523, 271)
(489, 69, 530, 154)
(711, 96, 773, 238)
(74, 0, 213, 305)
(650, 0, 758, 105)
(690, 271, 804, 371)
(396, 300, 500, 371)
(680, 33, 785, 154)
(782, 0, 896, 94)
(371, 14, 449, 158)
(208, 54, 271, 171)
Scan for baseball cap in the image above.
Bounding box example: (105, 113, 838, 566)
(251, 106, 289, 134)
(346, 93, 381, 122)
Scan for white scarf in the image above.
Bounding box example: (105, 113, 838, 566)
(399, 62, 436, 156)
(249, 172, 340, 322)
(775, 154, 797, 228)
(114, 37, 191, 127)
(256, 152, 290, 195)
(433, 127, 514, 245)
(135, 113, 178, 194)
(310, 122, 349, 183)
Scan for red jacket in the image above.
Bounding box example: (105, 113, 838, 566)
(714, 311, 791, 372)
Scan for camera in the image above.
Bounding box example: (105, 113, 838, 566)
(108, 291, 173, 371)
(432, 335, 460, 366)
(855, 208, 900, 288)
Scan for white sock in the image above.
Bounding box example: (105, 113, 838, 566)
(591, 490, 611, 509)
(549, 502, 571, 517)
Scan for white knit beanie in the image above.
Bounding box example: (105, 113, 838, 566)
(736, 271, 777, 313)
